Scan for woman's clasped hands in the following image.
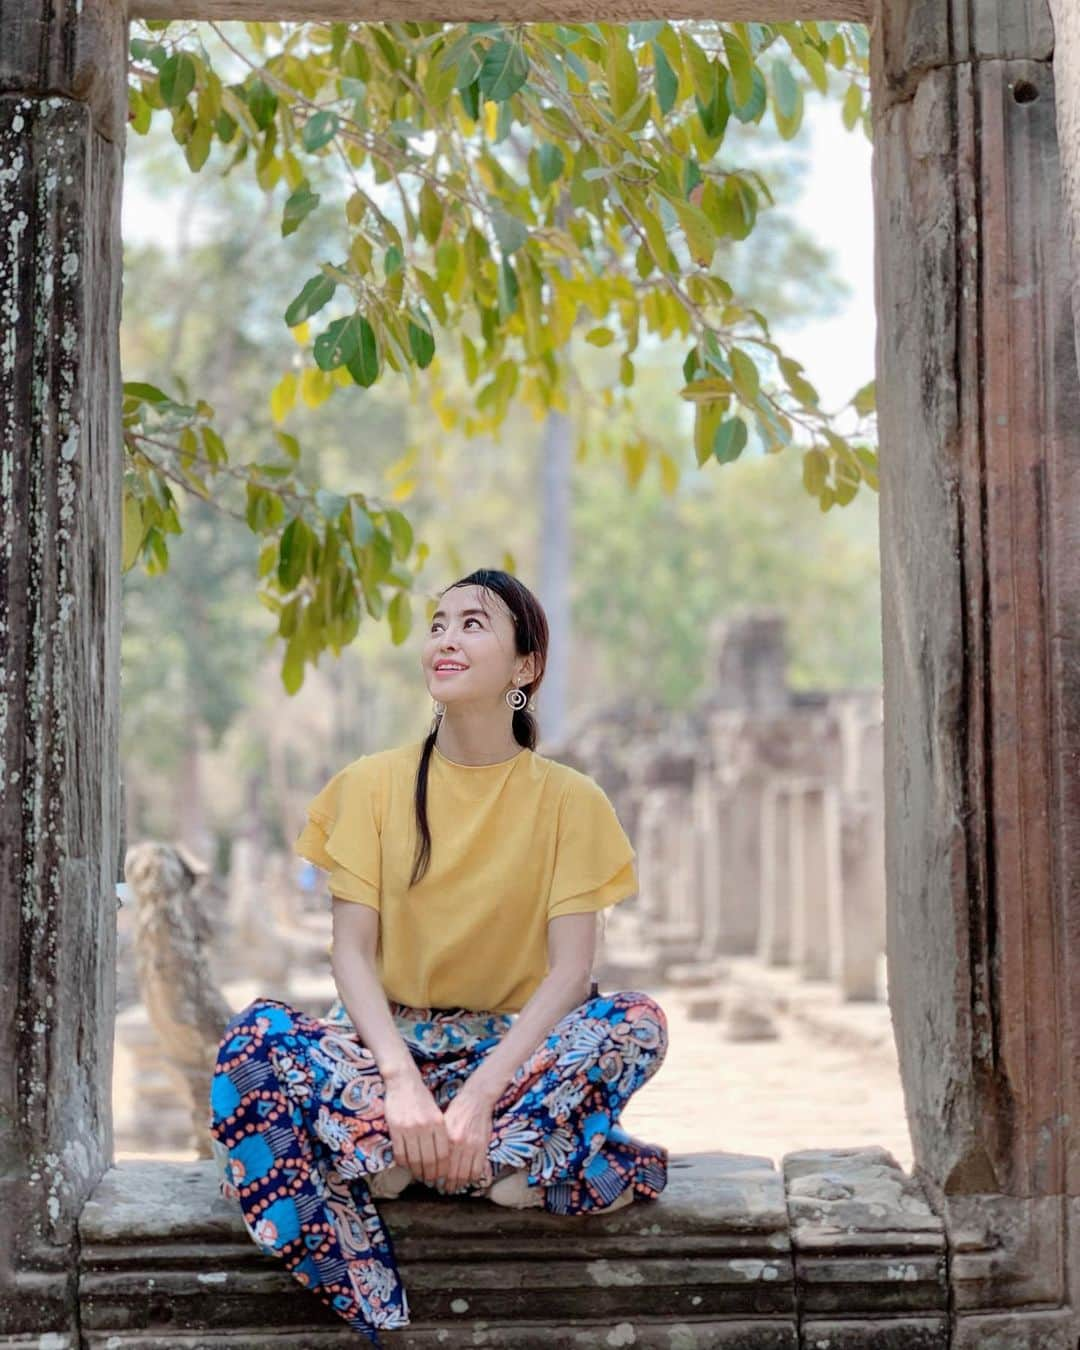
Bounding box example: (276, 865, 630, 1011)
(383, 1066, 495, 1194)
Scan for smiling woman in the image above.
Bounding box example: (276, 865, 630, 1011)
(207, 569, 671, 1346)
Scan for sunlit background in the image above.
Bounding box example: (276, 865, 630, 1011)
(114, 28, 909, 1175)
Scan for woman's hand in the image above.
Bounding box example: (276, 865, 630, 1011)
(383, 1069, 450, 1186)
(439, 1083, 495, 1193)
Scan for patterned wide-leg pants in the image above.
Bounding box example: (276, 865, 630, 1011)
(208, 987, 669, 1345)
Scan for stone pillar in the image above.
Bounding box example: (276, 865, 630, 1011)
(873, 0, 1080, 1337)
(833, 789, 883, 1000)
(0, 2, 128, 1338)
(693, 771, 739, 963)
(789, 781, 834, 981)
(633, 786, 669, 928)
(720, 770, 766, 954)
(757, 783, 793, 965)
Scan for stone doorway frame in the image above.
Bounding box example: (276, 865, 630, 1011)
(2, 1, 1078, 1344)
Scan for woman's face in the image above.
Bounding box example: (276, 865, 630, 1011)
(422, 584, 527, 707)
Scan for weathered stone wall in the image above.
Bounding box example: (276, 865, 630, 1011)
(0, 1, 128, 1338)
(871, 0, 1080, 1341)
(1049, 0, 1080, 380)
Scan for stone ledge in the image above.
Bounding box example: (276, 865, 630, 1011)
(783, 1146, 948, 1348)
(79, 1152, 795, 1344)
(76, 1147, 950, 1346)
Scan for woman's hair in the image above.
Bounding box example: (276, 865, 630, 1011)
(409, 569, 549, 887)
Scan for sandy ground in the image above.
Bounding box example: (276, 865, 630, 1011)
(114, 978, 912, 1173)
(617, 983, 913, 1172)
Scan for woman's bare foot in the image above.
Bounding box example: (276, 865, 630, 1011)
(368, 1162, 414, 1199)
(484, 1166, 545, 1209)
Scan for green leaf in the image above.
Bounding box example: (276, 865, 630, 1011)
(606, 33, 638, 118)
(314, 315, 358, 371)
(408, 315, 436, 368)
(124, 380, 171, 404)
(419, 181, 444, 245)
(459, 78, 481, 121)
(302, 109, 339, 151)
(350, 500, 375, 545)
(672, 199, 714, 266)
(802, 447, 830, 495)
(278, 517, 311, 590)
(537, 142, 565, 187)
(695, 74, 730, 141)
(128, 87, 153, 136)
(729, 345, 760, 402)
(284, 272, 337, 326)
(388, 590, 412, 644)
(652, 42, 679, 115)
(282, 634, 305, 695)
(245, 77, 278, 131)
(722, 31, 754, 107)
(281, 183, 320, 237)
(450, 41, 485, 91)
(853, 378, 876, 416)
(185, 117, 212, 171)
(490, 205, 528, 255)
(772, 59, 800, 121)
(478, 40, 529, 102)
(779, 354, 819, 406)
(693, 401, 722, 466)
(159, 53, 196, 108)
(316, 488, 349, 519)
(345, 315, 379, 387)
(713, 416, 748, 463)
(385, 507, 414, 560)
(497, 258, 519, 321)
(122, 495, 145, 571)
(585, 326, 615, 346)
(274, 430, 300, 461)
(842, 80, 863, 131)
(679, 376, 731, 403)
(728, 65, 768, 123)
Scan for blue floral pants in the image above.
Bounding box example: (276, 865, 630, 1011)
(208, 987, 669, 1345)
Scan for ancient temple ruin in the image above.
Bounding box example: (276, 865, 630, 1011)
(3, 0, 1079, 1345)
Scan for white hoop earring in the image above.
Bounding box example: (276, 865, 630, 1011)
(505, 685, 528, 711)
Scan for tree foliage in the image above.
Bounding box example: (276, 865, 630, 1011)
(123, 19, 875, 690)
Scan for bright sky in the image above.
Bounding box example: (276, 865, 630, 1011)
(121, 75, 876, 418)
(772, 94, 876, 414)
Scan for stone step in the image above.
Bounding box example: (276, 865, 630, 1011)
(78, 1152, 793, 1345)
(77, 1147, 947, 1348)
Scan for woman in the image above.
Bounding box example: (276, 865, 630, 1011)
(208, 569, 670, 1346)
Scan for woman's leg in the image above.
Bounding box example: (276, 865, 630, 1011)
(484, 988, 670, 1214)
(208, 996, 410, 1345)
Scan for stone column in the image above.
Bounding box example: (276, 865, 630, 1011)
(833, 789, 883, 1000)
(719, 772, 766, 954)
(873, 0, 1080, 1338)
(789, 781, 834, 981)
(757, 783, 793, 965)
(0, 1, 128, 1338)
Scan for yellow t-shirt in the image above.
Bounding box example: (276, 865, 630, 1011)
(292, 737, 638, 1013)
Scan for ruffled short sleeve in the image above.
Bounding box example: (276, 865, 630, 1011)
(547, 772, 638, 920)
(292, 757, 382, 911)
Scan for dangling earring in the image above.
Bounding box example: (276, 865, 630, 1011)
(505, 683, 528, 711)
(431, 699, 445, 724)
